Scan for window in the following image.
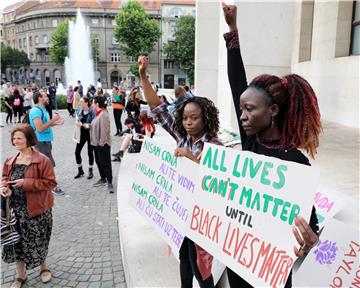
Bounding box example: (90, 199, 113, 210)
(128, 56, 133, 63)
(111, 52, 121, 62)
(35, 36, 39, 44)
(112, 19, 116, 26)
(30, 53, 34, 61)
(169, 22, 176, 38)
(19, 39, 22, 48)
(170, 7, 182, 18)
(23, 38, 26, 48)
(164, 60, 174, 69)
(192, 9, 196, 17)
(52, 19, 58, 27)
(92, 18, 99, 25)
(112, 36, 118, 45)
(351, 1, 360, 55)
(43, 35, 48, 44)
(29, 36, 32, 46)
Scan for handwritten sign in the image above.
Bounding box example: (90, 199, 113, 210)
(294, 218, 360, 287)
(129, 137, 197, 252)
(186, 143, 319, 288)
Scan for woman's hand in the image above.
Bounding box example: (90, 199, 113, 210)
(75, 120, 82, 127)
(292, 216, 319, 257)
(222, 2, 237, 31)
(7, 179, 24, 188)
(0, 186, 12, 198)
(138, 55, 149, 77)
(174, 148, 199, 163)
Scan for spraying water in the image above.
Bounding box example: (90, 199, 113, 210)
(65, 9, 94, 90)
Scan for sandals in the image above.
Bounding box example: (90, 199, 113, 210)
(40, 269, 52, 283)
(10, 274, 27, 288)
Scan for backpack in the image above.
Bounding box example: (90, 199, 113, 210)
(13, 98, 20, 106)
(22, 106, 45, 124)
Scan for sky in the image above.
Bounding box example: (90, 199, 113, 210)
(1, 0, 24, 11)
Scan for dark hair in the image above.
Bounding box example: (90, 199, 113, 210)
(124, 118, 136, 125)
(159, 95, 170, 105)
(184, 86, 190, 92)
(81, 96, 91, 107)
(249, 74, 321, 158)
(13, 89, 20, 97)
(74, 86, 79, 92)
(33, 91, 42, 104)
(11, 124, 38, 147)
(93, 95, 107, 108)
(174, 96, 220, 141)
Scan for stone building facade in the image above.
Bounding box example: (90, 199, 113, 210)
(1, 0, 195, 89)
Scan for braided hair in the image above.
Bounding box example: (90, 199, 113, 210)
(174, 96, 220, 141)
(249, 74, 322, 159)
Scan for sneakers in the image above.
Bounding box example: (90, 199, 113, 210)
(93, 178, 107, 187)
(52, 186, 65, 196)
(107, 183, 114, 194)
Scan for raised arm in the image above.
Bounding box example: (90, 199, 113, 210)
(223, 3, 249, 141)
(138, 56, 161, 109)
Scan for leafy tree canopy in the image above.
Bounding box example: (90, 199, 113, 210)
(164, 15, 195, 84)
(49, 19, 69, 65)
(1, 43, 30, 73)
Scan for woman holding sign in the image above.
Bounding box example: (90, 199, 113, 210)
(138, 55, 222, 287)
(222, 3, 320, 287)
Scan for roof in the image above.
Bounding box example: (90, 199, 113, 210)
(3, 0, 195, 16)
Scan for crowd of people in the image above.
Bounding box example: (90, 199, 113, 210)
(0, 3, 323, 288)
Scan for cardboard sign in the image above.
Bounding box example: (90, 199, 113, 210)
(294, 218, 359, 287)
(129, 137, 197, 252)
(186, 143, 320, 288)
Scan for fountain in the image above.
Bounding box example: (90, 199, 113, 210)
(65, 9, 95, 91)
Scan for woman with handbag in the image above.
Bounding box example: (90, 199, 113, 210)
(1, 124, 56, 288)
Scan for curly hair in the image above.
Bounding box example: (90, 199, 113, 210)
(174, 96, 220, 141)
(249, 74, 322, 159)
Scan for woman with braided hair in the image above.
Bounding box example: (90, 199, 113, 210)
(222, 3, 321, 287)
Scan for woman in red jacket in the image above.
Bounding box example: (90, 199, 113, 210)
(1, 124, 57, 288)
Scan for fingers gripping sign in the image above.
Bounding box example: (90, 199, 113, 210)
(222, 2, 237, 31)
(292, 216, 319, 257)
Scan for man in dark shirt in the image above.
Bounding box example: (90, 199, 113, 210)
(48, 82, 57, 110)
(77, 80, 83, 96)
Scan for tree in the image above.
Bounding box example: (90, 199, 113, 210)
(49, 19, 69, 65)
(113, 0, 161, 75)
(164, 15, 195, 84)
(1, 43, 30, 73)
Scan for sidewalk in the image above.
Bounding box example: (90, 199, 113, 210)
(116, 121, 359, 287)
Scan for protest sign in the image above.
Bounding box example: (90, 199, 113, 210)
(294, 218, 359, 287)
(129, 137, 197, 253)
(186, 143, 320, 288)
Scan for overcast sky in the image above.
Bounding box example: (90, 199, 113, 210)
(0, 0, 22, 11)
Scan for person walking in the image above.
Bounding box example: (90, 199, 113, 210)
(72, 86, 81, 111)
(90, 96, 114, 194)
(112, 86, 125, 136)
(222, 4, 320, 287)
(74, 97, 96, 179)
(3, 91, 13, 125)
(23, 86, 33, 115)
(66, 84, 75, 117)
(12, 89, 24, 124)
(1, 124, 56, 287)
(48, 83, 57, 111)
(77, 80, 83, 96)
(29, 89, 65, 196)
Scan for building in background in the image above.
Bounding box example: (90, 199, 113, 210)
(195, 0, 359, 129)
(1, 0, 195, 89)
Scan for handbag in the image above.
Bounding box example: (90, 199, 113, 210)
(1, 197, 20, 246)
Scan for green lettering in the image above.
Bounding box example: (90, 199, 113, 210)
(250, 192, 261, 211)
(249, 159, 262, 178)
(239, 186, 253, 208)
(209, 177, 218, 194)
(203, 175, 212, 192)
(213, 148, 219, 170)
(202, 147, 213, 168)
(242, 158, 249, 177)
(280, 201, 291, 222)
(273, 165, 287, 190)
(260, 162, 273, 186)
(229, 182, 239, 201)
(218, 179, 228, 197)
(220, 150, 227, 172)
(289, 204, 300, 225)
(232, 154, 241, 177)
(272, 198, 284, 217)
(262, 194, 274, 213)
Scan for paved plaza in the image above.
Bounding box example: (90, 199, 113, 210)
(0, 110, 127, 288)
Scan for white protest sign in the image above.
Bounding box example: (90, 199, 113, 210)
(186, 143, 320, 288)
(294, 218, 360, 287)
(128, 137, 197, 252)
